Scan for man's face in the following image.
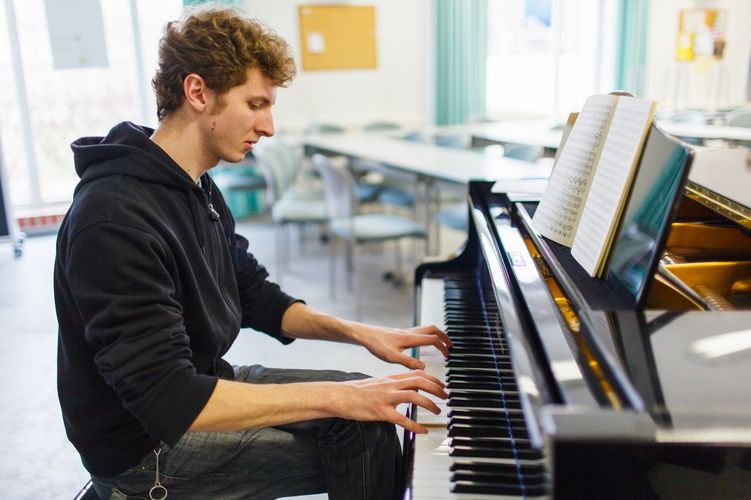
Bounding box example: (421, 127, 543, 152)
(205, 67, 277, 163)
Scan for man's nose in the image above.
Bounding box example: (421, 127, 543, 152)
(257, 110, 274, 138)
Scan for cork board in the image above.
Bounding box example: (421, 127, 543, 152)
(298, 5, 377, 71)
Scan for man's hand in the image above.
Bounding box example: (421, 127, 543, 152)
(332, 371, 448, 434)
(348, 323, 452, 370)
(280, 304, 452, 369)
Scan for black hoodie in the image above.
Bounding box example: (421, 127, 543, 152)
(55, 122, 298, 477)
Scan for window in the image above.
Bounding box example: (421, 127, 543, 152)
(0, 0, 181, 208)
(486, 0, 617, 123)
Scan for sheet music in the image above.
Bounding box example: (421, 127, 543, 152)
(532, 94, 618, 246)
(571, 97, 655, 277)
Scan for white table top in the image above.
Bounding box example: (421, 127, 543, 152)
(460, 120, 565, 149)
(437, 119, 751, 149)
(657, 122, 751, 142)
(295, 132, 552, 184)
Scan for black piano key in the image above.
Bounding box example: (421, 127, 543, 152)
(451, 469, 547, 487)
(449, 389, 520, 401)
(450, 445, 542, 461)
(448, 424, 527, 439)
(447, 380, 505, 391)
(448, 344, 502, 351)
(451, 481, 548, 497)
(448, 397, 522, 410)
(450, 481, 523, 496)
(450, 440, 541, 461)
(449, 416, 529, 432)
(450, 460, 546, 475)
(447, 369, 517, 380)
(446, 359, 513, 370)
(451, 437, 535, 451)
(448, 408, 525, 419)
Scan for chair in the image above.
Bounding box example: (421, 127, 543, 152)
(312, 154, 426, 320)
(362, 121, 401, 132)
(304, 122, 346, 134)
(253, 140, 328, 283)
(667, 109, 707, 125)
(211, 156, 267, 219)
(353, 121, 408, 205)
(726, 108, 751, 128)
(433, 133, 470, 149)
(666, 110, 707, 145)
(502, 143, 543, 162)
(434, 142, 543, 236)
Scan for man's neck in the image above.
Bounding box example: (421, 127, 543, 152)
(150, 115, 216, 182)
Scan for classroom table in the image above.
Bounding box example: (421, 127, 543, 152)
(461, 121, 565, 152)
(657, 122, 751, 143)
(436, 119, 751, 151)
(292, 132, 552, 253)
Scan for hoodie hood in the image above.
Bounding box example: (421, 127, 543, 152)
(71, 121, 198, 194)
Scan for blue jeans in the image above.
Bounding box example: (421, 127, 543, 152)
(91, 365, 403, 500)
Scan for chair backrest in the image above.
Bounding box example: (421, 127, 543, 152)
(253, 140, 294, 204)
(503, 143, 542, 162)
(363, 121, 401, 132)
(304, 122, 346, 134)
(311, 154, 356, 218)
(726, 109, 751, 128)
(667, 110, 706, 125)
(401, 131, 426, 143)
(433, 133, 469, 149)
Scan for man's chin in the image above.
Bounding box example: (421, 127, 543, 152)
(223, 152, 248, 164)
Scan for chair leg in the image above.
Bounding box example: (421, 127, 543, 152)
(346, 241, 354, 292)
(329, 232, 337, 299)
(275, 225, 284, 287)
(394, 239, 403, 286)
(353, 243, 362, 321)
(283, 225, 291, 271)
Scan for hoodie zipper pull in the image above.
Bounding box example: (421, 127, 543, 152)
(207, 202, 221, 221)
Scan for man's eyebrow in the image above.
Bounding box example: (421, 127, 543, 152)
(248, 96, 274, 105)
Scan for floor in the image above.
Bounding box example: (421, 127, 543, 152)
(0, 215, 463, 499)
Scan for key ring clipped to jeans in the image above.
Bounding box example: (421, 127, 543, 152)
(149, 448, 168, 500)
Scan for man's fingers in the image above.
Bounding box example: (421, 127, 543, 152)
(398, 390, 441, 415)
(390, 411, 428, 434)
(396, 377, 448, 400)
(410, 324, 452, 348)
(403, 335, 450, 359)
(390, 369, 445, 388)
(394, 353, 425, 370)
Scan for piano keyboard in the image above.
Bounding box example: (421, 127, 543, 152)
(409, 275, 549, 499)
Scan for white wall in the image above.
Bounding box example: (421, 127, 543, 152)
(644, 0, 751, 112)
(242, 0, 432, 132)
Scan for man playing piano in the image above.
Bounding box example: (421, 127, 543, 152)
(54, 5, 450, 499)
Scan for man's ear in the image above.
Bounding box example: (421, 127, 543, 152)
(183, 73, 212, 112)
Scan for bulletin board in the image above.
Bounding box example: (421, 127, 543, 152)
(676, 8, 727, 61)
(298, 5, 377, 71)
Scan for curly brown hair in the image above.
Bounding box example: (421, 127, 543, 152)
(152, 4, 296, 120)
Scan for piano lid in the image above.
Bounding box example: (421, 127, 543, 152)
(606, 310, 751, 436)
(684, 147, 751, 231)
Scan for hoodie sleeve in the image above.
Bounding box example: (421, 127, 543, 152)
(65, 221, 217, 447)
(234, 233, 299, 344)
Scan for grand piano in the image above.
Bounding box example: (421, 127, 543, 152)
(404, 124, 751, 499)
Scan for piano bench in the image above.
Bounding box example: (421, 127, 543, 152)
(74, 480, 100, 500)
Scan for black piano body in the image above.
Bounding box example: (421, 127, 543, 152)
(404, 126, 751, 499)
